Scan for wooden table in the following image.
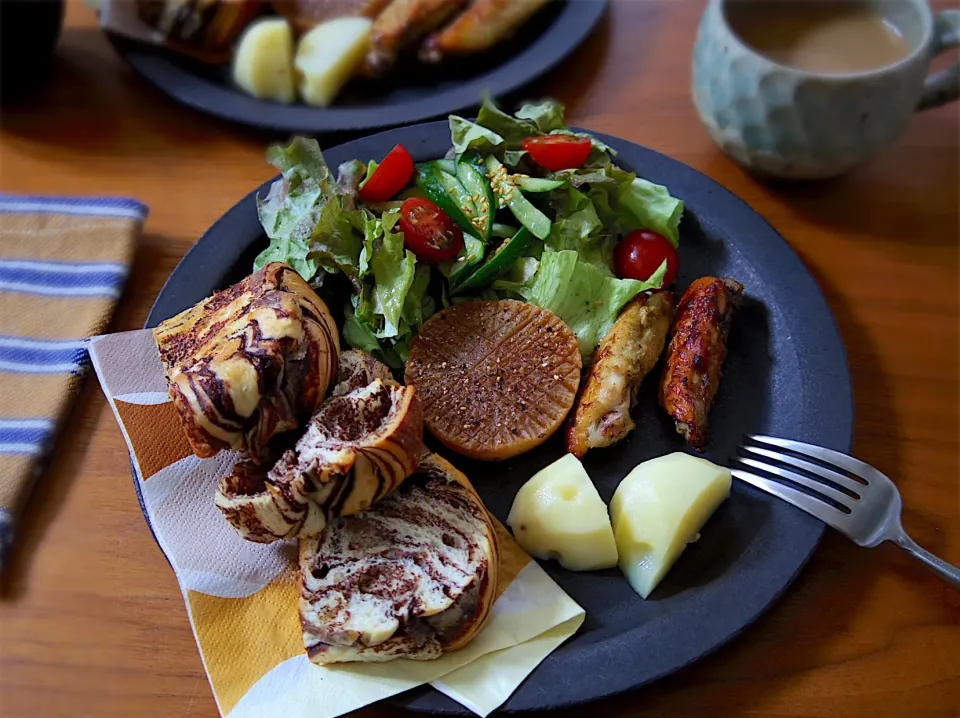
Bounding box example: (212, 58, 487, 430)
(1, 1, 957, 716)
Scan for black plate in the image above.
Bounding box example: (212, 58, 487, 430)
(108, 1, 607, 133)
(144, 123, 853, 712)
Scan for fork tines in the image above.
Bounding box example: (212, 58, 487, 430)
(731, 435, 869, 518)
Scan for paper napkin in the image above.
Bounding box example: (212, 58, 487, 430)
(89, 328, 584, 717)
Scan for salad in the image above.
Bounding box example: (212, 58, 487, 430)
(254, 97, 684, 368)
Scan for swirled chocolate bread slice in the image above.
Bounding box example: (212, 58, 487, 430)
(216, 350, 423, 543)
(154, 262, 339, 462)
(299, 453, 500, 664)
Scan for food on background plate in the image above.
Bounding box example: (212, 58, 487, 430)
(295, 16, 373, 106)
(567, 291, 675, 458)
(300, 453, 500, 664)
(217, 355, 422, 542)
(153, 262, 339, 462)
(232, 17, 296, 102)
(420, 0, 551, 63)
(115, 1, 563, 106)
(362, 0, 468, 76)
(610, 452, 731, 598)
(273, 0, 393, 33)
(660, 277, 744, 450)
(507, 453, 618, 572)
(405, 300, 581, 461)
(135, 0, 264, 63)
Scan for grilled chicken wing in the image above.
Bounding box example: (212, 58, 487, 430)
(361, 0, 468, 75)
(419, 0, 550, 62)
(659, 277, 744, 450)
(566, 292, 675, 459)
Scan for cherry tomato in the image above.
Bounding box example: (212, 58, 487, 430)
(359, 144, 414, 203)
(614, 230, 680, 287)
(398, 198, 464, 263)
(521, 135, 593, 172)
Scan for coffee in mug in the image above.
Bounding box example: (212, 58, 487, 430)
(693, 0, 960, 179)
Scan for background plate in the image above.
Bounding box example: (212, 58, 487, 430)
(144, 122, 853, 712)
(108, 0, 607, 133)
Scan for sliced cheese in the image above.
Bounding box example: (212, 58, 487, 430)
(507, 453, 618, 571)
(611, 452, 731, 598)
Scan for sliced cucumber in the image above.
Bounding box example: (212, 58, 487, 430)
(483, 155, 552, 240)
(456, 152, 495, 241)
(416, 164, 477, 237)
(515, 176, 565, 193)
(434, 158, 457, 176)
(452, 227, 534, 296)
(443, 233, 485, 284)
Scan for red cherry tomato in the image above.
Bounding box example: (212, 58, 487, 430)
(359, 144, 414, 203)
(398, 197, 464, 263)
(614, 230, 680, 287)
(521, 135, 593, 171)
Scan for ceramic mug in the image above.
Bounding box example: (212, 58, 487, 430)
(692, 0, 960, 179)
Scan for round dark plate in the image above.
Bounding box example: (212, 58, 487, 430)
(144, 122, 853, 712)
(108, 1, 607, 133)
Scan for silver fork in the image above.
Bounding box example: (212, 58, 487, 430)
(732, 435, 960, 587)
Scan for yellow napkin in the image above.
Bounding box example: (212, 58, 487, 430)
(88, 328, 584, 717)
(0, 194, 144, 572)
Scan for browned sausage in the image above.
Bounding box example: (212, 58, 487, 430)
(659, 277, 743, 450)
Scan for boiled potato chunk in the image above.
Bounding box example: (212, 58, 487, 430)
(611, 452, 731, 598)
(233, 18, 296, 103)
(295, 18, 372, 107)
(507, 454, 618, 571)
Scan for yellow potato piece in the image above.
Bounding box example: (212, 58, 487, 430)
(507, 454, 618, 572)
(233, 18, 296, 104)
(295, 18, 373, 108)
(611, 452, 731, 599)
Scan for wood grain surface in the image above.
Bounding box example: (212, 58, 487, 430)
(1, 1, 958, 716)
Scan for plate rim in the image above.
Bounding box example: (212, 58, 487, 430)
(141, 121, 854, 713)
(107, 0, 608, 133)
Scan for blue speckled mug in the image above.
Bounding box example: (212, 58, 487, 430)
(693, 0, 960, 179)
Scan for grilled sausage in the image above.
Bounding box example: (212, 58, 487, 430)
(419, 0, 550, 62)
(361, 0, 468, 75)
(659, 277, 744, 450)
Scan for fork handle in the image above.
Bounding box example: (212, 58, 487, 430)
(894, 531, 960, 588)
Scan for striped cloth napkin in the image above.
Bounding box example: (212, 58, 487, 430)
(0, 194, 146, 572)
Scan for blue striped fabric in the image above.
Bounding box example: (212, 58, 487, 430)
(0, 419, 56, 455)
(0, 194, 144, 571)
(0, 195, 148, 219)
(0, 259, 128, 298)
(0, 336, 89, 374)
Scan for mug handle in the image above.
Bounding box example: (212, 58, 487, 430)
(917, 9, 960, 110)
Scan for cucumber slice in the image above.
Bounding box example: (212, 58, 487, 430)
(444, 233, 485, 284)
(452, 227, 534, 296)
(515, 176, 565, 193)
(456, 152, 495, 241)
(435, 158, 457, 176)
(416, 164, 477, 236)
(483, 155, 552, 240)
